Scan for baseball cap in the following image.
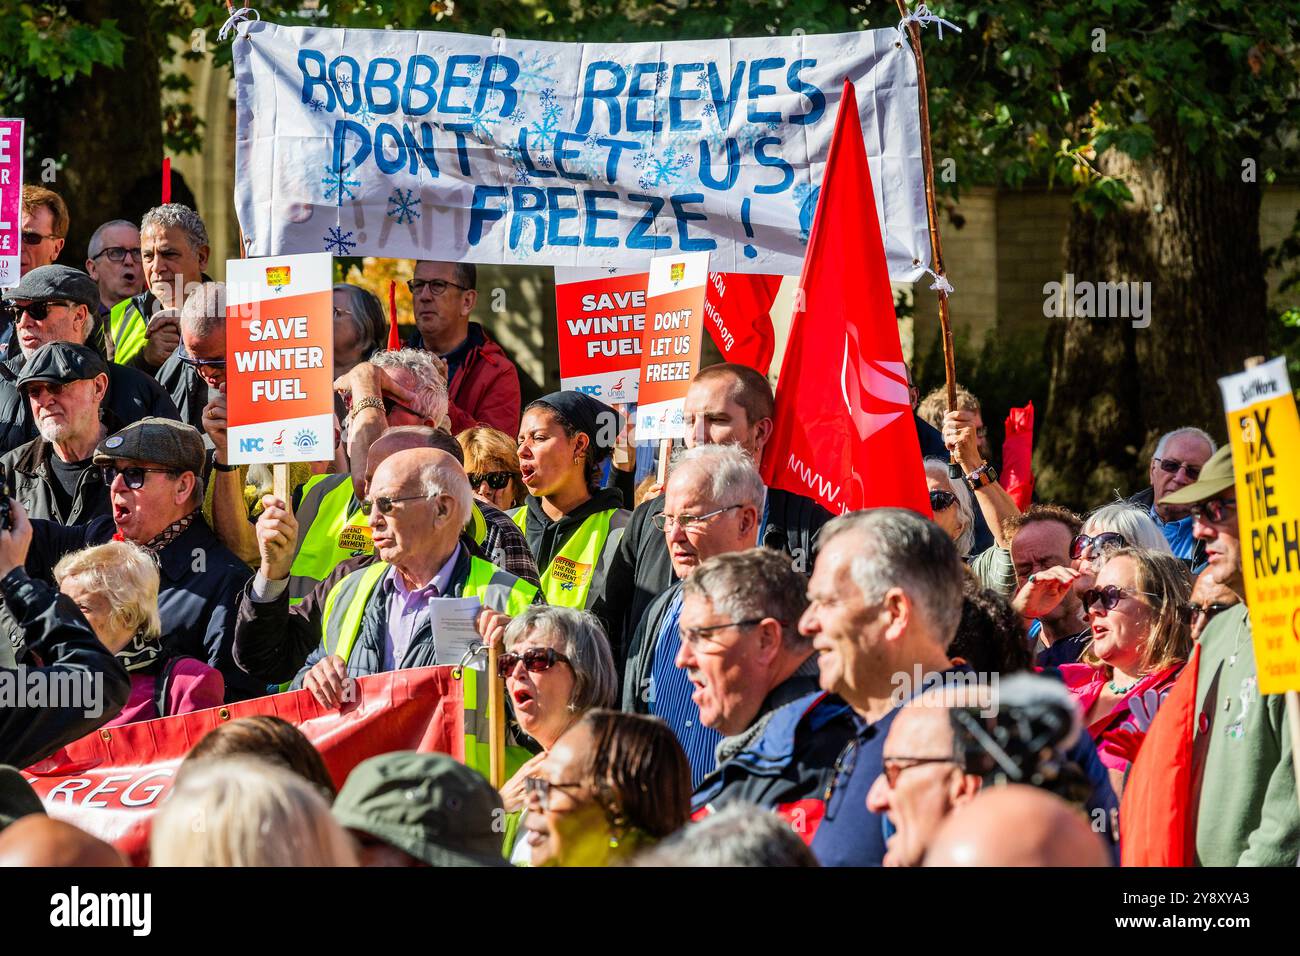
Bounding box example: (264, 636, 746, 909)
(2, 265, 99, 312)
(15, 342, 109, 392)
(331, 752, 507, 867)
(1157, 445, 1236, 506)
(92, 417, 207, 476)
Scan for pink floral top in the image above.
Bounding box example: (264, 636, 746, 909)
(1057, 661, 1184, 773)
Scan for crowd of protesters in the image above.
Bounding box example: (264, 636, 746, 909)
(0, 184, 1294, 869)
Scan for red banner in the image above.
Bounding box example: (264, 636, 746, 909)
(22, 667, 464, 848)
(1001, 402, 1035, 509)
(703, 272, 782, 376)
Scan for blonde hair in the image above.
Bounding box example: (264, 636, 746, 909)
(917, 384, 980, 432)
(150, 757, 358, 867)
(53, 541, 161, 639)
(1082, 547, 1192, 674)
(457, 426, 524, 507)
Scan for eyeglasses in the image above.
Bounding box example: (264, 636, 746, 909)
(381, 396, 423, 419)
(1181, 602, 1235, 626)
(652, 503, 743, 532)
(468, 471, 515, 491)
(1081, 584, 1160, 615)
(178, 354, 227, 371)
(407, 278, 469, 297)
(679, 618, 765, 648)
(523, 775, 586, 811)
(90, 246, 142, 263)
(497, 646, 571, 679)
(882, 756, 960, 788)
(929, 489, 957, 512)
(1189, 496, 1236, 524)
(6, 300, 73, 322)
(21, 231, 61, 246)
(100, 465, 179, 490)
(358, 493, 428, 516)
(1154, 457, 1201, 480)
(1070, 531, 1128, 560)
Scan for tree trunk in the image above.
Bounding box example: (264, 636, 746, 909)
(43, 0, 164, 264)
(1036, 127, 1269, 511)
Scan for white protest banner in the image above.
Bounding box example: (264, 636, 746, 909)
(225, 252, 335, 464)
(231, 23, 928, 278)
(0, 119, 23, 288)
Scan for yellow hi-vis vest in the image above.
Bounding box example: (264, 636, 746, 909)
(107, 298, 149, 365)
(287, 473, 492, 606)
(511, 506, 627, 609)
(318, 557, 536, 779)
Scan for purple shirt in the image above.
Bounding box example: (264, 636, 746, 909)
(381, 545, 462, 670)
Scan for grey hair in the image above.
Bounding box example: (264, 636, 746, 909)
(503, 606, 617, 715)
(1153, 427, 1216, 461)
(371, 348, 449, 425)
(819, 508, 965, 645)
(670, 443, 765, 510)
(636, 803, 818, 867)
(418, 455, 472, 527)
(141, 203, 209, 253)
(923, 456, 975, 557)
(86, 219, 137, 260)
(332, 283, 385, 358)
(180, 281, 226, 339)
(1082, 503, 1172, 554)
(682, 548, 811, 652)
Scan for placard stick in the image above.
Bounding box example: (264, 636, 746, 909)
(273, 463, 290, 504)
(487, 640, 506, 789)
(894, 0, 960, 477)
(657, 438, 671, 486)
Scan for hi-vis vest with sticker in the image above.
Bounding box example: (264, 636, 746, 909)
(510, 506, 628, 609)
(318, 557, 536, 780)
(288, 473, 491, 605)
(107, 298, 149, 366)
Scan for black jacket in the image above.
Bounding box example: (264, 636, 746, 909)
(596, 487, 831, 673)
(0, 353, 179, 456)
(156, 349, 212, 435)
(517, 486, 627, 580)
(23, 513, 257, 702)
(0, 568, 130, 768)
(0, 437, 111, 525)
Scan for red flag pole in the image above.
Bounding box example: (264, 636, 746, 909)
(895, 0, 961, 477)
(161, 157, 171, 204)
(387, 280, 400, 351)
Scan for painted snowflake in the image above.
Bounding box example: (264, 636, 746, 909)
(633, 143, 693, 190)
(321, 162, 360, 206)
(387, 188, 421, 225)
(307, 98, 328, 113)
(464, 105, 502, 144)
(515, 52, 558, 93)
(792, 183, 820, 243)
(527, 89, 564, 152)
(323, 226, 356, 255)
(356, 104, 375, 127)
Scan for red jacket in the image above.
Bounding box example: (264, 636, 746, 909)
(413, 323, 521, 436)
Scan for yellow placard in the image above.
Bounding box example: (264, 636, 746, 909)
(1220, 357, 1300, 694)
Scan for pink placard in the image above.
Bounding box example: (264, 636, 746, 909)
(0, 119, 23, 289)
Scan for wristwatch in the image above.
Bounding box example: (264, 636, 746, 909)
(212, 460, 239, 473)
(964, 461, 998, 492)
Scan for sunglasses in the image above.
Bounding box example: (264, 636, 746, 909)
(882, 756, 959, 788)
(5, 300, 73, 322)
(1182, 602, 1235, 626)
(22, 380, 85, 399)
(90, 246, 142, 263)
(1081, 584, 1159, 615)
(381, 395, 423, 419)
(358, 493, 427, 516)
(1189, 496, 1236, 524)
(407, 278, 468, 297)
(523, 775, 585, 811)
(497, 646, 571, 679)
(929, 489, 957, 512)
(1155, 457, 1201, 480)
(178, 354, 227, 371)
(1070, 531, 1128, 560)
(468, 471, 515, 491)
(21, 231, 60, 246)
(100, 465, 179, 490)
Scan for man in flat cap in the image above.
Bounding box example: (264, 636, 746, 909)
(17, 417, 256, 701)
(0, 342, 113, 524)
(0, 266, 179, 456)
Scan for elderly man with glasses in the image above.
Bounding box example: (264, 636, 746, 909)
(1127, 426, 1217, 565)
(84, 220, 144, 322)
(404, 260, 521, 435)
(0, 265, 179, 455)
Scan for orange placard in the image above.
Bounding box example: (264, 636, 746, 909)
(636, 251, 709, 440)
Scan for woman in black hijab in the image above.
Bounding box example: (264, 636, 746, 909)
(511, 391, 630, 609)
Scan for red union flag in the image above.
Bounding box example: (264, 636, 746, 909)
(762, 80, 931, 518)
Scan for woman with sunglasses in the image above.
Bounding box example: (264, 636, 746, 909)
(458, 425, 525, 511)
(1070, 503, 1172, 596)
(1058, 547, 1192, 793)
(495, 606, 618, 863)
(513, 391, 629, 609)
(923, 458, 1017, 596)
(522, 709, 691, 866)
